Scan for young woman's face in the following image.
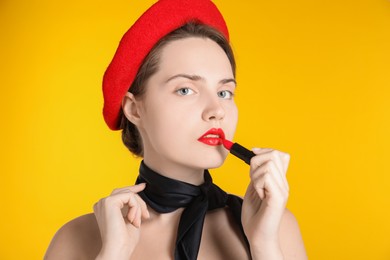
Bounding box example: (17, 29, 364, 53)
(136, 37, 238, 171)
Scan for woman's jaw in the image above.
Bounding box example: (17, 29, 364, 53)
(140, 129, 232, 185)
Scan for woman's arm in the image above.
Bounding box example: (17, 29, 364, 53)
(248, 209, 307, 260)
(278, 209, 307, 259)
(241, 148, 307, 260)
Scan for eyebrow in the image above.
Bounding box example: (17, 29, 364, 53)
(165, 74, 237, 86)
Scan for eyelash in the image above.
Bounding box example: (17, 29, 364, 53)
(175, 88, 234, 99)
(218, 90, 234, 99)
(176, 87, 195, 96)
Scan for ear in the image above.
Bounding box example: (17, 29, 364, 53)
(121, 92, 143, 126)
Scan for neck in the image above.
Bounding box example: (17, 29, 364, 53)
(143, 157, 205, 186)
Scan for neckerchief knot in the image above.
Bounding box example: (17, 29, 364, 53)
(135, 160, 249, 260)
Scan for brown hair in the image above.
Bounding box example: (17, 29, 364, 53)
(120, 21, 236, 157)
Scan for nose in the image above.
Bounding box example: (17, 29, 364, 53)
(201, 93, 225, 122)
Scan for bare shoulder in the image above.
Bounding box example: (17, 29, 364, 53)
(279, 209, 308, 259)
(44, 213, 101, 260)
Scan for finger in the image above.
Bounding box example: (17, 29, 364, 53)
(265, 156, 289, 192)
(121, 193, 150, 220)
(250, 149, 275, 170)
(265, 159, 289, 192)
(100, 191, 140, 220)
(275, 152, 290, 189)
(251, 149, 290, 180)
(121, 205, 129, 218)
(253, 148, 284, 172)
(252, 167, 288, 207)
(252, 147, 273, 152)
(133, 197, 142, 228)
(93, 202, 98, 213)
(251, 160, 288, 197)
(127, 205, 140, 228)
(252, 148, 290, 172)
(110, 183, 146, 195)
(250, 161, 270, 200)
(251, 177, 265, 200)
(126, 193, 140, 226)
(281, 152, 291, 173)
(269, 151, 290, 191)
(262, 171, 289, 208)
(136, 194, 150, 219)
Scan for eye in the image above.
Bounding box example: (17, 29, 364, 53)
(176, 87, 195, 96)
(217, 90, 234, 99)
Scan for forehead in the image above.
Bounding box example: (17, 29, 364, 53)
(157, 37, 233, 77)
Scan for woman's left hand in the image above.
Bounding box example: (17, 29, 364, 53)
(241, 148, 290, 258)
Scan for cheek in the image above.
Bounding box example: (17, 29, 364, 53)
(227, 102, 238, 123)
(143, 107, 196, 158)
(225, 103, 239, 138)
(143, 105, 186, 141)
(232, 104, 239, 122)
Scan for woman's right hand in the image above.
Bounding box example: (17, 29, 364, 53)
(93, 183, 150, 260)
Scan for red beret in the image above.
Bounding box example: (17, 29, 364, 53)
(102, 0, 229, 130)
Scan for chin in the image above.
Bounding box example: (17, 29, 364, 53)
(196, 151, 227, 169)
(205, 161, 225, 170)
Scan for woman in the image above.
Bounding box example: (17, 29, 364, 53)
(45, 0, 307, 259)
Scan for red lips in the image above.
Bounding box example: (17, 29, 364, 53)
(198, 128, 225, 146)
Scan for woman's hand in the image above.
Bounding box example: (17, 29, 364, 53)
(241, 148, 290, 259)
(93, 183, 150, 260)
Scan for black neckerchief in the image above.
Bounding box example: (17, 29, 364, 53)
(135, 160, 250, 260)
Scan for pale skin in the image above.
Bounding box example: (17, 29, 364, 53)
(45, 37, 307, 259)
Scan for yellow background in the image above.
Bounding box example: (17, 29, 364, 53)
(1, 0, 389, 259)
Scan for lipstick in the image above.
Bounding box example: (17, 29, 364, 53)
(222, 139, 255, 165)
